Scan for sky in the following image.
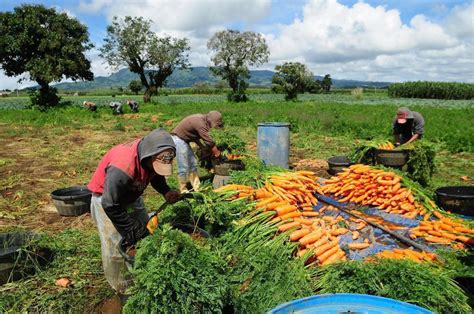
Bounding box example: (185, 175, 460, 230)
(0, 0, 473, 90)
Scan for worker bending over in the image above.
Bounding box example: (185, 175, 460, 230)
(88, 129, 180, 293)
(171, 111, 223, 192)
(393, 107, 424, 146)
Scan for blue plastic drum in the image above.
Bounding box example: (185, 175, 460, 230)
(257, 122, 290, 168)
(268, 294, 433, 314)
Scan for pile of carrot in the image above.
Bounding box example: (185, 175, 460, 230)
(369, 249, 437, 263)
(321, 164, 428, 218)
(409, 211, 474, 248)
(378, 141, 395, 150)
(279, 211, 349, 266)
(214, 170, 321, 214)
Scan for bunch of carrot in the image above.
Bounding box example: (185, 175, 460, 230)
(214, 170, 321, 213)
(321, 164, 428, 218)
(370, 249, 437, 263)
(279, 212, 349, 266)
(409, 211, 474, 248)
(378, 141, 395, 150)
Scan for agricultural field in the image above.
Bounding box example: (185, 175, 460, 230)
(0, 93, 473, 312)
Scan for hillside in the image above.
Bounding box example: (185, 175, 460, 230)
(52, 67, 391, 91)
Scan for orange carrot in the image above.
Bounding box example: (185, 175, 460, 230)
(348, 242, 370, 250)
(278, 221, 301, 232)
(321, 250, 346, 266)
(317, 245, 340, 262)
(279, 211, 302, 220)
(289, 228, 311, 241)
(299, 231, 323, 246)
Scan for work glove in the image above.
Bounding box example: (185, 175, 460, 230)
(211, 145, 221, 158)
(164, 190, 181, 204)
(395, 142, 401, 147)
(146, 215, 159, 235)
(124, 220, 149, 247)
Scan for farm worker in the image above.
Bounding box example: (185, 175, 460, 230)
(127, 99, 139, 113)
(87, 128, 180, 293)
(83, 100, 97, 112)
(171, 111, 223, 193)
(109, 101, 123, 115)
(393, 107, 424, 146)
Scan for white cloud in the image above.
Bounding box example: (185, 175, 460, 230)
(79, 0, 271, 31)
(265, 0, 473, 82)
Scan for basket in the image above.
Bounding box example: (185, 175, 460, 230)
(50, 186, 92, 216)
(213, 160, 245, 176)
(327, 156, 351, 175)
(435, 186, 474, 217)
(374, 149, 409, 167)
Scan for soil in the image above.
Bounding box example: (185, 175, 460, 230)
(93, 295, 122, 314)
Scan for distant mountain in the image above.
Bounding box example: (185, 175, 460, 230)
(51, 67, 391, 91)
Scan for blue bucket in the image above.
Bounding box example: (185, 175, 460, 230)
(268, 294, 433, 314)
(257, 122, 290, 168)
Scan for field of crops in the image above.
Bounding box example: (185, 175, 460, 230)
(1, 92, 473, 109)
(0, 95, 473, 312)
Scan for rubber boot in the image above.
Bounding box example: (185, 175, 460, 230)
(189, 171, 201, 191)
(178, 176, 189, 193)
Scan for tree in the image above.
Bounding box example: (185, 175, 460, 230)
(207, 30, 269, 102)
(272, 62, 314, 100)
(0, 4, 93, 109)
(129, 80, 142, 95)
(321, 74, 332, 92)
(100, 16, 190, 103)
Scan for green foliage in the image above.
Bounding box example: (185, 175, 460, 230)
(128, 80, 142, 94)
(210, 129, 247, 154)
(124, 226, 228, 313)
(208, 29, 270, 102)
(388, 81, 474, 100)
(159, 191, 253, 237)
(316, 259, 472, 314)
(100, 16, 190, 102)
(321, 74, 332, 92)
(272, 62, 314, 100)
(403, 141, 437, 186)
(0, 4, 93, 109)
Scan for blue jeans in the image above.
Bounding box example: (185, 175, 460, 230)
(172, 135, 198, 179)
(90, 194, 149, 293)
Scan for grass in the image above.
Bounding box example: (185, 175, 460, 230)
(0, 95, 472, 311)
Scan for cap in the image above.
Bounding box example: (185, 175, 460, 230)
(152, 160, 172, 176)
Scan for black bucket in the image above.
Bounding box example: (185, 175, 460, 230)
(0, 232, 52, 285)
(435, 186, 474, 217)
(327, 156, 351, 175)
(214, 160, 245, 176)
(51, 186, 92, 216)
(119, 224, 210, 267)
(374, 149, 409, 167)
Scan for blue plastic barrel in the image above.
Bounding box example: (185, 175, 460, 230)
(257, 122, 290, 168)
(268, 294, 433, 314)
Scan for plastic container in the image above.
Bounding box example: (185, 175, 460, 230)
(257, 122, 290, 168)
(50, 186, 92, 216)
(374, 149, 409, 167)
(213, 160, 245, 176)
(435, 186, 474, 217)
(327, 156, 351, 175)
(268, 293, 432, 314)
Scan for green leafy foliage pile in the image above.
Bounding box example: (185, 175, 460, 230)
(316, 259, 472, 313)
(210, 129, 247, 154)
(388, 81, 474, 100)
(158, 190, 253, 237)
(124, 226, 228, 313)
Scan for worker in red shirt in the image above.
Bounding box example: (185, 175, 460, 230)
(88, 128, 180, 293)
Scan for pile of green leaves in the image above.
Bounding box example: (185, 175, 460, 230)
(210, 129, 247, 154)
(217, 212, 316, 313)
(229, 157, 284, 188)
(403, 141, 436, 187)
(124, 226, 228, 313)
(158, 190, 254, 237)
(316, 259, 472, 313)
